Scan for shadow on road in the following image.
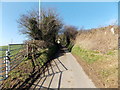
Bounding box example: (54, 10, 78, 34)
(12, 48, 68, 90)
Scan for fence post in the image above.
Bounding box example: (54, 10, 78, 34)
(27, 44, 29, 58)
(5, 49, 10, 78)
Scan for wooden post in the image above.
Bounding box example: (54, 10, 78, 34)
(27, 44, 29, 58)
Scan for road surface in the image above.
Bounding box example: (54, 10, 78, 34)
(31, 48, 96, 89)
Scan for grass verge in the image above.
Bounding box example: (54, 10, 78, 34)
(71, 45, 118, 88)
(72, 45, 103, 64)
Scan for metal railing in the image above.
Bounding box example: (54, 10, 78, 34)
(0, 44, 27, 81)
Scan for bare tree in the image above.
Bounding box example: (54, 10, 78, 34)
(17, 8, 63, 71)
(40, 8, 63, 44)
(18, 8, 63, 45)
(18, 9, 40, 40)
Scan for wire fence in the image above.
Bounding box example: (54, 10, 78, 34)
(0, 44, 27, 82)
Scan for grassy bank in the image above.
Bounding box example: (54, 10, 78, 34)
(2, 45, 58, 88)
(72, 45, 103, 63)
(71, 45, 118, 88)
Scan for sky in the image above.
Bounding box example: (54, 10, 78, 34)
(1, 2, 39, 46)
(41, 2, 118, 29)
(0, 2, 118, 46)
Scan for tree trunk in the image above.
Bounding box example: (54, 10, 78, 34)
(66, 37, 70, 47)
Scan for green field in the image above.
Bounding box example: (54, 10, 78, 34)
(0, 45, 23, 57)
(0, 46, 8, 56)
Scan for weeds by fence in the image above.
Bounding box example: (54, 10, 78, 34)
(0, 42, 59, 89)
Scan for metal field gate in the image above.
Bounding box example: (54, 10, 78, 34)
(0, 44, 27, 82)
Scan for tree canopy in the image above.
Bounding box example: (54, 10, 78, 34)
(18, 8, 63, 45)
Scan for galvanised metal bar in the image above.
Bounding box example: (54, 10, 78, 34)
(0, 44, 27, 81)
(9, 44, 24, 46)
(0, 49, 8, 51)
(10, 47, 23, 52)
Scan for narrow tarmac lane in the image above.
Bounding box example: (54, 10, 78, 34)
(31, 48, 96, 89)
